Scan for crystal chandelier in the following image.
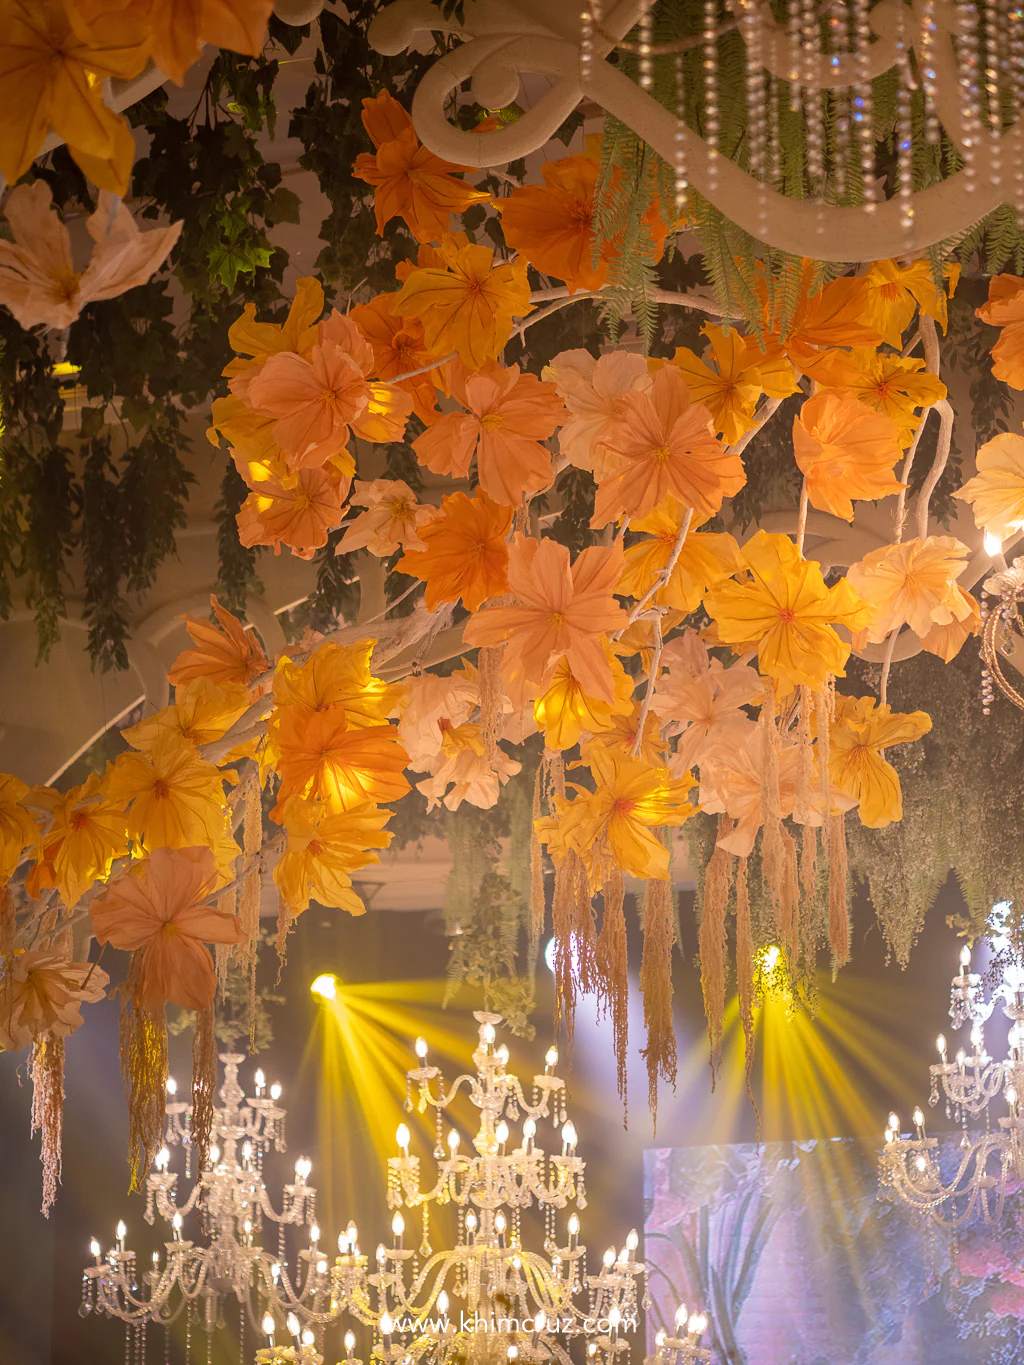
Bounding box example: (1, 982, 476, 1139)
(645, 1312, 711, 1365)
(81, 1053, 328, 1353)
(878, 943, 1024, 1229)
(980, 556, 1024, 714)
(264, 1011, 710, 1364)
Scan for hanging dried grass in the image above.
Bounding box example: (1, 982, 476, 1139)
(734, 856, 759, 1119)
(119, 954, 168, 1190)
(779, 826, 800, 969)
(477, 645, 504, 763)
(240, 773, 262, 1050)
(29, 1032, 64, 1217)
(829, 812, 850, 970)
(699, 832, 734, 1089)
(639, 875, 677, 1131)
(190, 1003, 217, 1174)
(759, 690, 788, 943)
(795, 687, 819, 907)
(1, 882, 15, 979)
(529, 760, 547, 959)
(596, 866, 629, 1111)
(275, 894, 295, 984)
(550, 849, 591, 1054)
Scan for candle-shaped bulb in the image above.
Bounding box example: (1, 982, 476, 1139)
(243, 1219, 253, 1236)
(437, 1290, 449, 1315)
(915, 1154, 927, 1172)
(242, 1141, 253, 1162)
(380, 1312, 394, 1337)
(344, 1332, 356, 1353)
(960, 944, 972, 969)
(465, 1210, 478, 1233)
(166, 1077, 177, 1096)
(625, 1228, 638, 1251)
(561, 1121, 577, 1149)
(655, 1331, 666, 1348)
(310, 1223, 320, 1244)
(884, 1128, 894, 1144)
(508, 1347, 518, 1362)
(522, 1117, 536, 1144)
(396, 1123, 411, 1153)
(254, 1068, 265, 1090)
(888, 1112, 899, 1133)
(675, 1304, 688, 1330)
(116, 1221, 126, 1242)
(295, 1156, 311, 1180)
(957, 1047, 966, 1068)
(287, 1313, 300, 1340)
(415, 1036, 428, 1059)
(936, 1033, 947, 1058)
(608, 1307, 621, 1332)
(495, 1211, 507, 1235)
(376, 1243, 387, 1266)
(338, 1233, 350, 1254)
(391, 1211, 405, 1239)
(210, 1145, 221, 1166)
(568, 1213, 580, 1237)
(347, 1220, 358, 1242)
(545, 1045, 558, 1069)
(90, 1238, 100, 1258)
(302, 1329, 315, 1348)
(152, 1250, 159, 1265)
(603, 1246, 616, 1267)
(155, 1147, 169, 1171)
(316, 1258, 327, 1274)
(913, 1107, 924, 1129)
(690, 1314, 708, 1338)
(535, 1311, 547, 1333)
(496, 1120, 509, 1146)
(496, 1044, 509, 1065)
(262, 1314, 276, 1339)
(985, 529, 1003, 556)
(1009, 1085, 1018, 1107)
(172, 1213, 182, 1233)
(447, 1129, 460, 1154)
(481, 1022, 496, 1044)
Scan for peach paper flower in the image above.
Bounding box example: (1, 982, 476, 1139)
(846, 536, 975, 643)
(792, 389, 904, 520)
(955, 430, 1024, 541)
(0, 950, 109, 1052)
(337, 479, 432, 556)
(543, 349, 651, 477)
(168, 595, 268, 689)
(90, 846, 241, 1010)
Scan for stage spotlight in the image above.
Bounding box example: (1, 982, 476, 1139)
(759, 944, 781, 974)
(311, 973, 339, 1001)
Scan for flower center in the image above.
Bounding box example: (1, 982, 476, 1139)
(777, 608, 796, 624)
(481, 412, 504, 430)
(307, 838, 324, 857)
(652, 445, 672, 463)
(550, 612, 565, 628)
(70, 811, 88, 830)
(153, 780, 170, 798)
(612, 797, 637, 816)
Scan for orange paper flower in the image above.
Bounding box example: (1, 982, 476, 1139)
(350, 291, 441, 425)
(90, 846, 242, 1010)
(353, 91, 490, 243)
(533, 646, 635, 751)
(273, 708, 410, 811)
(413, 360, 565, 506)
(812, 348, 946, 447)
(392, 235, 532, 370)
(0, 772, 38, 881)
(619, 500, 743, 612)
(667, 325, 763, 444)
(977, 274, 1024, 390)
(143, 0, 274, 86)
(498, 154, 609, 293)
(168, 596, 268, 689)
(273, 794, 393, 916)
(236, 464, 349, 560)
(122, 678, 251, 754)
(792, 389, 904, 520)
(106, 733, 228, 850)
(396, 490, 513, 612)
(223, 277, 323, 398)
(860, 258, 960, 348)
(464, 535, 628, 702)
(0, 181, 182, 330)
(544, 349, 651, 476)
(272, 639, 397, 732)
(704, 530, 872, 690)
(26, 773, 127, 908)
(593, 365, 745, 527)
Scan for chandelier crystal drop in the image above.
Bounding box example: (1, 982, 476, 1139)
(879, 944, 1024, 1229)
(81, 1054, 326, 1348)
(281, 1012, 710, 1364)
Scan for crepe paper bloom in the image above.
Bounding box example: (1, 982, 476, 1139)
(667, 325, 763, 444)
(273, 795, 393, 916)
(533, 646, 635, 751)
(106, 733, 228, 851)
(168, 595, 268, 689)
(396, 490, 513, 612)
(465, 536, 629, 702)
(350, 293, 441, 425)
(399, 669, 481, 768)
(754, 265, 884, 381)
(0, 772, 38, 881)
(209, 394, 281, 466)
(272, 640, 398, 733)
(0, 181, 182, 332)
(704, 530, 873, 690)
(977, 274, 1024, 389)
(861, 258, 961, 349)
(236, 464, 350, 560)
(812, 348, 946, 447)
(24, 773, 127, 909)
(956, 430, 1024, 541)
(697, 728, 827, 858)
(828, 694, 932, 828)
(336, 478, 432, 557)
(248, 344, 369, 470)
(392, 234, 532, 370)
(846, 535, 975, 644)
(918, 588, 981, 662)
(0, 951, 109, 1052)
(223, 277, 323, 397)
(498, 154, 610, 293)
(543, 349, 651, 477)
(990, 1283, 1024, 1321)
(792, 389, 904, 521)
(141, 0, 274, 87)
(90, 846, 242, 1010)
(353, 91, 490, 243)
(122, 678, 251, 755)
(738, 336, 801, 399)
(273, 707, 410, 812)
(414, 360, 566, 507)
(553, 745, 696, 882)
(651, 631, 764, 773)
(0, 0, 150, 192)
(619, 500, 744, 613)
(415, 723, 521, 812)
(583, 704, 667, 769)
(592, 366, 745, 528)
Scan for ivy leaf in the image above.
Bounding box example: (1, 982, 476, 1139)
(265, 186, 301, 225)
(209, 237, 273, 289)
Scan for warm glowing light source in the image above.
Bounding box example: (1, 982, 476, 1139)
(984, 529, 1004, 557)
(311, 973, 339, 1000)
(262, 1313, 276, 1338)
(759, 944, 781, 973)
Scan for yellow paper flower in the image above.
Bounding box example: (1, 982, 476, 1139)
(533, 648, 635, 751)
(122, 678, 251, 753)
(26, 773, 128, 908)
(272, 640, 399, 732)
(846, 536, 974, 643)
(0, 772, 37, 881)
(273, 795, 393, 916)
(813, 349, 946, 446)
(619, 500, 743, 612)
(106, 732, 228, 850)
(667, 325, 763, 444)
(704, 530, 873, 690)
(860, 258, 960, 348)
(955, 430, 1024, 541)
(829, 694, 932, 827)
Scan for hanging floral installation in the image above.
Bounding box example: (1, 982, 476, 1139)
(2, 1, 1024, 1203)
